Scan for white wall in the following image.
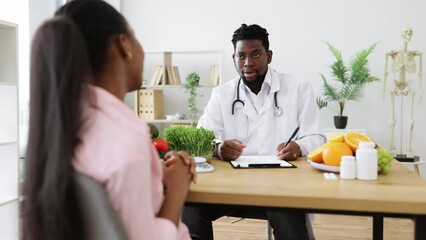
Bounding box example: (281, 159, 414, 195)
(0, 0, 29, 100)
(105, 0, 120, 11)
(0, 1, 29, 84)
(0, 0, 30, 157)
(123, 0, 426, 177)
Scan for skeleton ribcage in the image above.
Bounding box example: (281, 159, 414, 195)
(392, 52, 417, 73)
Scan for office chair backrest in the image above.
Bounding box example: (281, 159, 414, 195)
(73, 172, 128, 240)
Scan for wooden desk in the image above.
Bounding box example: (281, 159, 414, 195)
(187, 158, 426, 239)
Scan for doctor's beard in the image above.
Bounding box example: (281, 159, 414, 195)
(241, 71, 267, 86)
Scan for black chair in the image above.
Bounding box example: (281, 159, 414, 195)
(73, 172, 128, 240)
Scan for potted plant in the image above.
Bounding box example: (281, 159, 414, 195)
(160, 125, 215, 158)
(316, 42, 379, 129)
(183, 72, 200, 127)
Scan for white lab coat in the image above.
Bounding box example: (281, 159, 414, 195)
(198, 66, 325, 156)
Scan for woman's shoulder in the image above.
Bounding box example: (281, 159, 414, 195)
(76, 103, 155, 177)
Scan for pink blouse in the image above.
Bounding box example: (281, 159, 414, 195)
(73, 85, 191, 240)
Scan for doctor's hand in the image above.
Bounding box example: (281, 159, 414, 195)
(219, 139, 246, 161)
(277, 141, 301, 161)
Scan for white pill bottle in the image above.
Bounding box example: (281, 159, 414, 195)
(356, 141, 378, 180)
(340, 156, 356, 180)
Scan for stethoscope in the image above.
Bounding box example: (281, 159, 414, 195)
(232, 78, 282, 116)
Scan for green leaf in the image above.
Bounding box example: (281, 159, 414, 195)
(349, 43, 378, 85)
(316, 97, 328, 109)
(341, 83, 364, 101)
(321, 74, 340, 102)
(326, 42, 349, 83)
(183, 72, 201, 126)
(160, 126, 215, 157)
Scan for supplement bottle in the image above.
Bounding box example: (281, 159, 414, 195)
(356, 141, 378, 180)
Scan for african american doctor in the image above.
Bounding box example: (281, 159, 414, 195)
(182, 24, 325, 240)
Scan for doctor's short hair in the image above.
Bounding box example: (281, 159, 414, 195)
(231, 24, 270, 51)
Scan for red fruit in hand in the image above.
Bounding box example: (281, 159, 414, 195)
(153, 139, 170, 152)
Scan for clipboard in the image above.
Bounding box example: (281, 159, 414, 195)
(230, 155, 296, 169)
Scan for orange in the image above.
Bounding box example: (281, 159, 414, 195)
(308, 143, 329, 163)
(307, 143, 333, 163)
(308, 147, 325, 163)
(327, 132, 344, 143)
(344, 132, 373, 152)
(322, 142, 353, 166)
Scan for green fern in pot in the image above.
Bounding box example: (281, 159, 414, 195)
(316, 42, 379, 128)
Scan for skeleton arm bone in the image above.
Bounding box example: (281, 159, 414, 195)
(418, 52, 423, 103)
(389, 91, 397, 155)
(384, 52, 390, 101)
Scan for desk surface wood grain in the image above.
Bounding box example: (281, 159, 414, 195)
(187, 158, 426, 215)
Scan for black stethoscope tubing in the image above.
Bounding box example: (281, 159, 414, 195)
(231, 78, 281, 116)
(232, 78, 245, 115)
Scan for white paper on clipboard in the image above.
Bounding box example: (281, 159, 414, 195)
(230, 155, 295, 168)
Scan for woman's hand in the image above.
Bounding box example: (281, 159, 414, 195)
(164, 151, 196, 183)
(159, 151, 196, 226)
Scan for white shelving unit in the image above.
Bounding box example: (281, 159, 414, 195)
(143, 50, 222, 86)
(136, 50, 222, 127)
(0, 20, 20, 239)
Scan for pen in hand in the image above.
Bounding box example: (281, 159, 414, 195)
(284, 126, 300, 147)
(277, 127, 300, 159)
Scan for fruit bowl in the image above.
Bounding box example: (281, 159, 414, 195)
(307, 158, 340, 173)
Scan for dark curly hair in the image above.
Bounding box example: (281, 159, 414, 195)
(231, 24, 270, 51)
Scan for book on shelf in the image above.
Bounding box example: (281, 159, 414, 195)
(149, 65, 161, 85)
(153, 65, 165, 85)
(149, 65, 181, 85)
(172, 66, 181, 85)
(209, 64, 220, 86)
(166, 66, 174, 85)
(160, 66, 167, 85)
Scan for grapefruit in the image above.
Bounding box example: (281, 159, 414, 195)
(308, 143, 333, 163)
(344, 132, 373, 152)
(308, 147, 324, 163)
(327, 132, 344, 143)
(322, 142, 353, 166)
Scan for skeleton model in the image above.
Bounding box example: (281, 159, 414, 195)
(384, 27, 423, 157)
